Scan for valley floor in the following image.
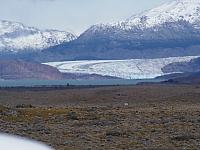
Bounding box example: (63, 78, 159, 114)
(0, 85, 200, 149)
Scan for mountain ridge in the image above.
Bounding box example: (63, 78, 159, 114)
(39, 0, 200, 62)
(0, 20, 77, 53)
(1, 0, 200, 62)
(91, 0, 200, 31)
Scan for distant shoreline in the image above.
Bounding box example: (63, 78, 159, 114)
(0, 79, 165, 88)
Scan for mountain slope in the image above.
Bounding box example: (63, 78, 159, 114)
(162, 56, 200, 73)
(0, 20, 77, 53)
(157, 56, 200, 83)
(111, 0, 200, 30)
(42, 0, 200, 61)
(0, 60, 64, 80)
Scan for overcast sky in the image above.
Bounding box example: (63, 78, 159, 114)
(0, 0, 171, 34)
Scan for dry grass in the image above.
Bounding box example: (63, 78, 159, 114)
(0, 85, 200, 149)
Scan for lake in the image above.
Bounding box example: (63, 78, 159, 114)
(0, 79, 164, 87)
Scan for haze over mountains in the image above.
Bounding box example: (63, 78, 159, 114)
(0, 0, 200, 80)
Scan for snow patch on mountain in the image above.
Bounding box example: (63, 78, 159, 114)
(44, 56, 199, 79)
(0, 20, 77, 52)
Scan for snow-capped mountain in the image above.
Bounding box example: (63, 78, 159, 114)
(90, 0, 200, 31)
(42, 0, 200, 61)
(82, 0, 200, 42)
(123, 0, 200, 29)
(0, 20, 77, 53)
(2, 0, 200, 62)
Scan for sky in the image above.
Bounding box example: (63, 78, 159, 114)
(0, 0, 171, 34)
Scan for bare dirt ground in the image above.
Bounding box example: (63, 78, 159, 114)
(0, 84, 200, 150)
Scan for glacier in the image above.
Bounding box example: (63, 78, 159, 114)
(44, 56, 199, 79)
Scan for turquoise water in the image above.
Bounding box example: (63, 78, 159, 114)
(0, 79, 164, 87)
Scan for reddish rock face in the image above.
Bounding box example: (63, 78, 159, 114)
(0, 60, 63, 80)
